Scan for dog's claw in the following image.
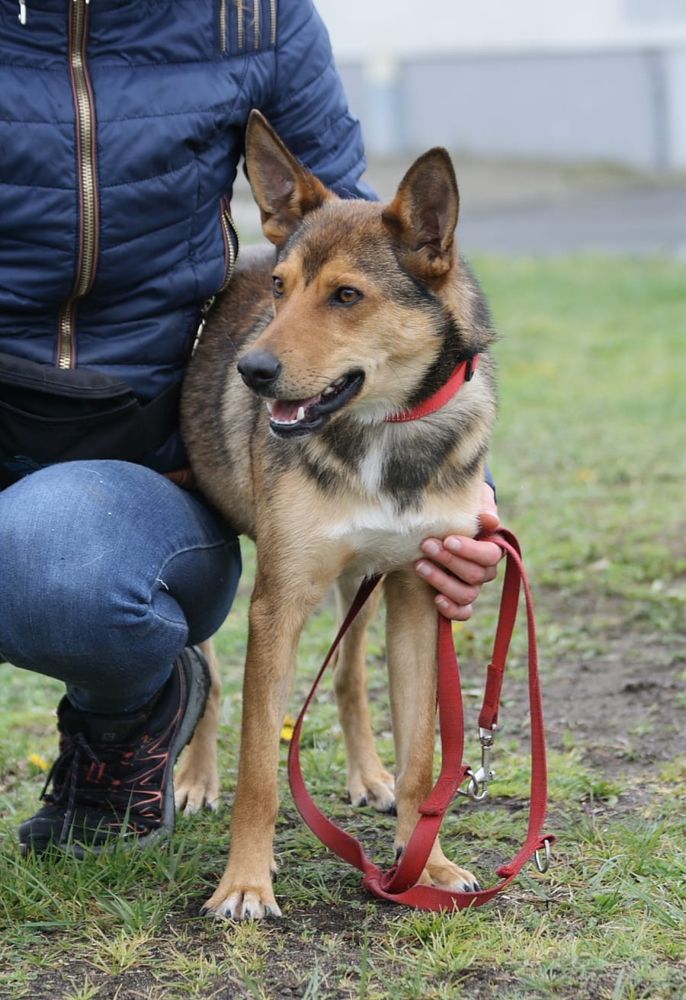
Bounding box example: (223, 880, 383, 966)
(348, 767, 395, 815)
(423, 859, 481, 894)
(453, 874, 480, 893)
(174, 776, 220, 816)
(201, 889, 282, 921)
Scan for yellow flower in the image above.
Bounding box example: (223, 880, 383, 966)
(28, 752, 50, 772)
(280, 715, 296, 743)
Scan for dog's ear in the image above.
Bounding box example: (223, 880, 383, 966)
(245, 110, 332, 247)
(382, 148, 459, 282)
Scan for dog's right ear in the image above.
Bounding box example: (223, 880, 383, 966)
(245, 110, 332, 247)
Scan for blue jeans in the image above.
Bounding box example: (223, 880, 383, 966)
(0, 461, 241, 713)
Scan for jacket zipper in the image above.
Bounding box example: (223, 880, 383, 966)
(58, 0, 98, 370)
(191, 203, 239, 357)
(219, 199, 239, 291)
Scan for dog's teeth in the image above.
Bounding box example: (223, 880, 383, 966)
(322, 386, 335, 397)
(266, 401, 273, 414)
(296, 406, 306, 421)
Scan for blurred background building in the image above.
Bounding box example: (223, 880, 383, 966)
(316, 0, 686, 171)
(233, 1, 686, 256)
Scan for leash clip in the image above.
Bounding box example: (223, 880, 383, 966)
(534, 837, 553, 874)
(460, 726, 497, 802)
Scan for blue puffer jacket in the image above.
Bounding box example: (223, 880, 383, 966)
(0, 0, 371, 473)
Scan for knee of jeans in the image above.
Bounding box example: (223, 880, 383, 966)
(0, 530, 176, 674)
(0, 467, 180, 669)
(0, 462, 241, 685)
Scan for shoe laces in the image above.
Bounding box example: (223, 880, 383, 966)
(40, 726, 169, 842)
(40, 731, 103, 843)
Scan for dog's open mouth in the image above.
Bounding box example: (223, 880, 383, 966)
(267, 370, 365, 437)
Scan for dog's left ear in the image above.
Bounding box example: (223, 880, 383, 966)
(245, 110, 332, 247)
(382, 148, 459, 282)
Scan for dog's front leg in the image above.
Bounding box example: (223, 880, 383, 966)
(384, 570, 480, 892)
(201, 570, 322, 921)
(333, 575, 395, 813)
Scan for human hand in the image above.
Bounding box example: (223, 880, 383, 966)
(414, 483, 503, 621)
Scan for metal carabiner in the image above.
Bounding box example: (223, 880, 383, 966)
(534, 837, 553, 873)
(459, 726, 497, 802)
(466, 768, 490, 802)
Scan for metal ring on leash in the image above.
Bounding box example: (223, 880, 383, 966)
(457, 769, 490, 802)
(534, 838, 552, 873)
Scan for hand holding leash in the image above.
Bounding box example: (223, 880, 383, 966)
(415, 483, 504, 620)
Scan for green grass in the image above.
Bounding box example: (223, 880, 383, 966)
(1, 255, 685, 998)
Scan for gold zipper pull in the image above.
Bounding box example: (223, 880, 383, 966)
(18, 1, 27, 24)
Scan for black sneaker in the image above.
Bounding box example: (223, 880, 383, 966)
(19, 647, 210, 856)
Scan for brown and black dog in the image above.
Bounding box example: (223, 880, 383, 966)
(176, 111, 497, 919)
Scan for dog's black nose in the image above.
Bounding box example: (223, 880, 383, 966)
(237, 350, 282, 391)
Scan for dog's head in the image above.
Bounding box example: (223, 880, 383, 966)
(238, 110, 488, 438)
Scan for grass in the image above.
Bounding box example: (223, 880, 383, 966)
(1, 255, 685, 998)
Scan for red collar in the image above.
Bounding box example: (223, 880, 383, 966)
(385, 354, 479, 423)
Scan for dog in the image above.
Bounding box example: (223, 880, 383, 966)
(176, 110, 497, 919)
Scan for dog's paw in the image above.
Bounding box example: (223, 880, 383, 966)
(395, 840, 481, 893)
(200, 883, 282, 921)
(349, 765, 396, 814)
(174, 763, 220, 815)
(421, 859, 481, 894)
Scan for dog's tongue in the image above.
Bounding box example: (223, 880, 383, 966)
(271, 393, 321, 423)
(271, 400, 301, 422)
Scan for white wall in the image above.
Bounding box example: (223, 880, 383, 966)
(315, 0, 686, 59)
(317, 0, 686, 169)
(666, 49, 686, 166)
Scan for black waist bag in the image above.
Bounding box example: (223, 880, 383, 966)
(0, 351, 181, 487)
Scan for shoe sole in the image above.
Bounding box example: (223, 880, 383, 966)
(159, 646, 211, 836)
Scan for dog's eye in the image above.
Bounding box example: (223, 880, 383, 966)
(332, 286, 362, 306)
(272, 276, 285, 298)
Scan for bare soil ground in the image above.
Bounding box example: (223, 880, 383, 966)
(507, 590, 686, 783)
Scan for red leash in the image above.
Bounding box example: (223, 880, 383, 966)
(287, 529, 555, 911)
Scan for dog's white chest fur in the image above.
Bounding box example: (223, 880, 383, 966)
(323, 435, 477, 576)
(358, 441, 385, 495)
(329, 502, 474, 577)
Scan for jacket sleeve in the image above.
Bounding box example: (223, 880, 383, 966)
(260, 0, 377, 200)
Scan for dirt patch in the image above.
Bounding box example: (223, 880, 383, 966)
(501, 589, 685, 782)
